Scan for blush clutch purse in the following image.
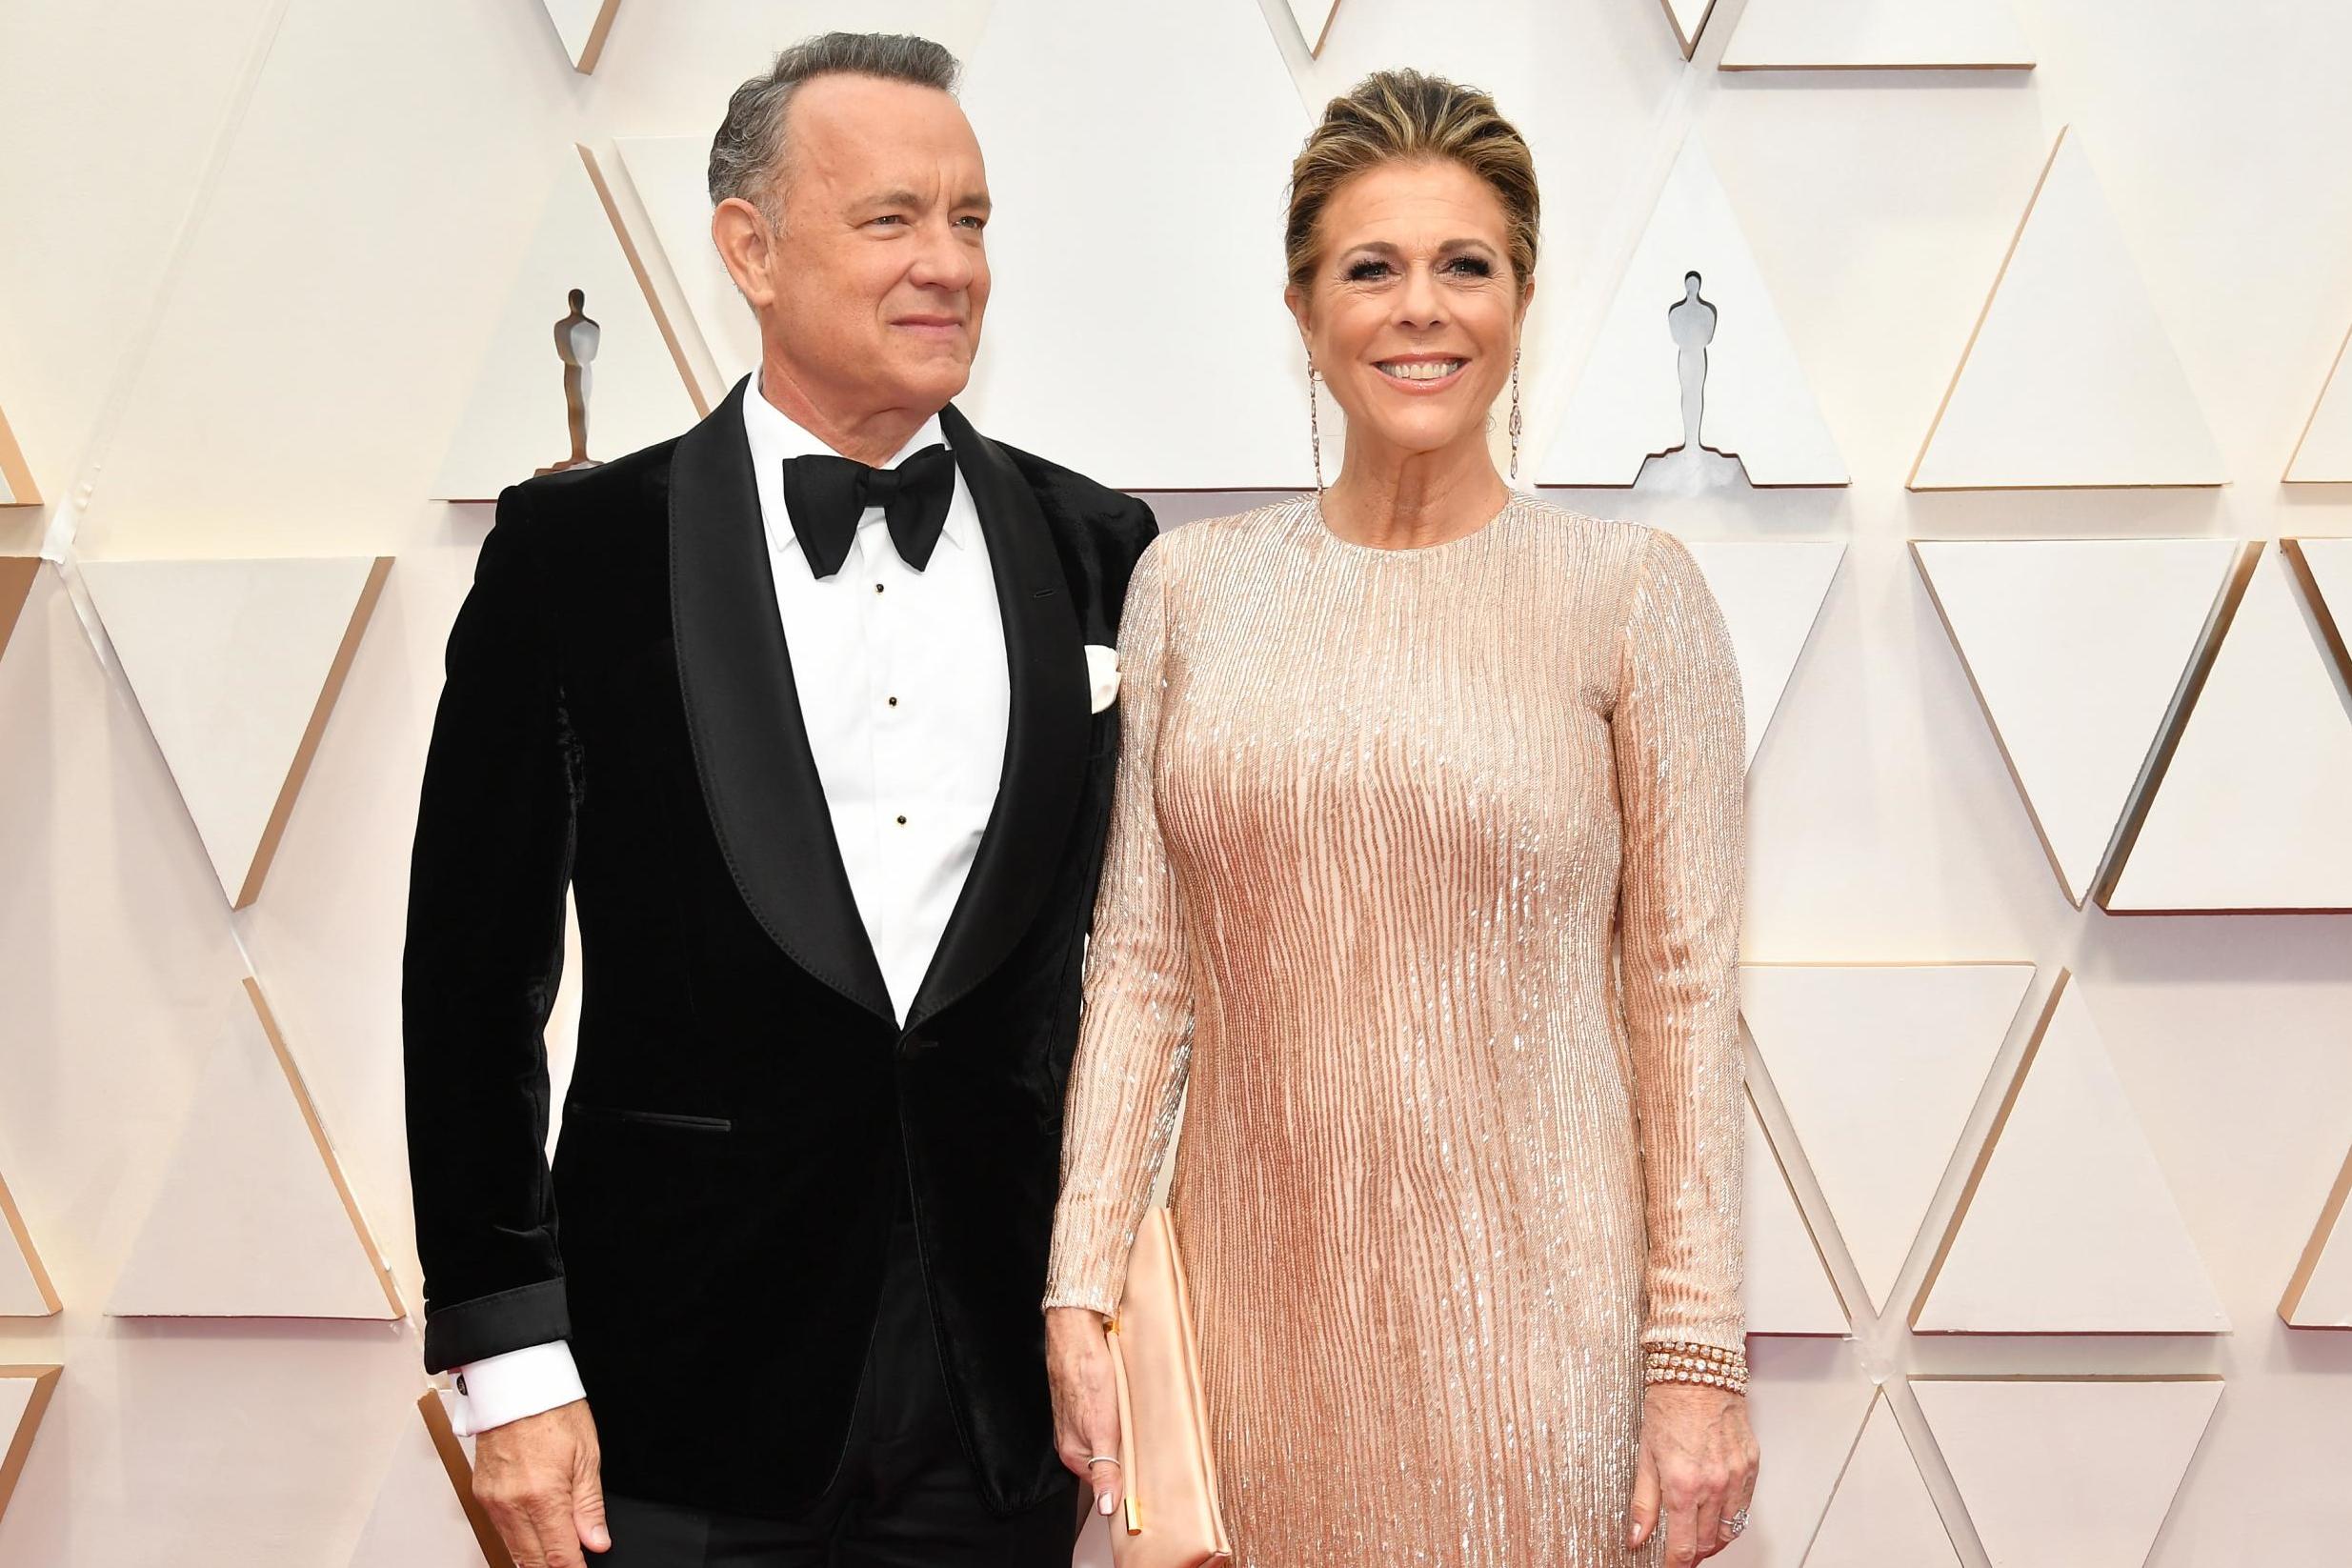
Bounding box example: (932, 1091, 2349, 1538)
(1106, 1206, 1233, 1568)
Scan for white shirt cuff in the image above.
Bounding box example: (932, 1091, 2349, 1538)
(447, 1340, 586, 1437)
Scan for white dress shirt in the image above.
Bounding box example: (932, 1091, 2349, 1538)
(447, 380, 1012, 1436)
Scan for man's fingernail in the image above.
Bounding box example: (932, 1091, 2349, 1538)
(588, 1526, 610, 1549)
(1098, 1490, 1116, 1516)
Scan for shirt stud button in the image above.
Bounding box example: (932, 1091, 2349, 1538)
(895, 814, 908, 826)
(874, 583, 885, 594)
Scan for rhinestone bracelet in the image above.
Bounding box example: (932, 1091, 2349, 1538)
(1642, 1341, 1749, 1393)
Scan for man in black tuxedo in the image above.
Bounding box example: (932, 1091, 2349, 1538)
(403, 32, 1155, 1568)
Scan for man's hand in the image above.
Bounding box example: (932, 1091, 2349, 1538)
(1046, 1306, 1125, 1521)
(471, 1399, 609, 1568)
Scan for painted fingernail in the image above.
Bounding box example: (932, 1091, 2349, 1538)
(1097, 1490, 1116, 1516)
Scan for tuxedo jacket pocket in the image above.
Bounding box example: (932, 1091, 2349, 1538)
(563, 1102, 734, 1134)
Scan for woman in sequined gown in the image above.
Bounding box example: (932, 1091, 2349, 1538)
(1043, 71, 1759, 1568)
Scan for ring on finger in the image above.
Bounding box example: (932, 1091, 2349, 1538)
(1086, 1455, 1121, 1467)
(1720, 1507, 1750, 1538)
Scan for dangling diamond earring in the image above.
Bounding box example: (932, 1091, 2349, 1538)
(1508, 344, 1524, 484)
(1307, 353, 1326, 493)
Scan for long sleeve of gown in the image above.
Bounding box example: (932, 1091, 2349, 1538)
(1612, 527, 1749, 1357)
(1044, 539, 1195, 1317)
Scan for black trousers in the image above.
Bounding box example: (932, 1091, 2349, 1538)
(597, 1207, 1082, 1567)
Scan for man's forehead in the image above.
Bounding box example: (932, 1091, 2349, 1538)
(786, 75, 982, 165)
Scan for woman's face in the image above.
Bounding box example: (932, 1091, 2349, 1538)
(1289, 157, 1531, 470)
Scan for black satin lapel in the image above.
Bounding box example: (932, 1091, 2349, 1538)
(909, 406, 1088, 1028)
(670, 378, 895, 1024)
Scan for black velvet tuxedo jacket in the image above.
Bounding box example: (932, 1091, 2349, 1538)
(402, 377, 1157, 1518)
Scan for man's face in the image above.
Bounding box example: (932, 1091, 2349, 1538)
(750, 75, 993, 418)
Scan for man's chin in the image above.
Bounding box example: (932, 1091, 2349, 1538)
(889, 358, 976, 412)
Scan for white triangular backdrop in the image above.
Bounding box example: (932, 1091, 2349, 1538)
(1912, 129, 2225, 489)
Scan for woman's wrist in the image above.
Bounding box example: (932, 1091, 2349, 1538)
(1641, 1339, 1749, 1395)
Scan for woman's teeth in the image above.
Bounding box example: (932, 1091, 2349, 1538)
(1377, 359, 1466, 382)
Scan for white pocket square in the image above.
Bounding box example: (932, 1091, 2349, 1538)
(1084, 643, 1120, 714)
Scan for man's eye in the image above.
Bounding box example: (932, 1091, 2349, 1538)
(955, 215, 987, 231)
(871, 214, 906, 228)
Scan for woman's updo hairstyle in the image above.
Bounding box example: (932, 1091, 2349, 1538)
(1284, 69, 1540, 295)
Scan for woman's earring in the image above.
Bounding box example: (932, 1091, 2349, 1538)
(1508, 344, 1524, 484)
(1307, 355, 1326, 493)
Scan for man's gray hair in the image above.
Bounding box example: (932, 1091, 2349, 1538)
(707, 32, 962, 215)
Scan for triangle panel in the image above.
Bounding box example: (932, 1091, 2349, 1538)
(1914, 974, 2226, 1333)
(958, 0, 1315, 489)
(613, 136, 757, 397)
(2280, 1140, 2352, 1328)
(107, 981, 402, 1319)
(433, 147, 699, 502)
(1541, 134, 1846, 488)
(2284, 321, 2352, 482)
(2105, 543, 2352, 912)
(348, 1389, 509, 1568)
(1912, 538, 2240, 905)
(1800, 1388, 1961, 1568)
(0, 557, 38, 665)
(0, 1366, 61, 1528)
(1741, 963, 2032, 1312)
(0, 1172, 60, 1317)
(1658, 0, 1720, 58)
(1686, 540, 1843, 766)
(1721, 0, 2034, 70)
(0, 403, 36, 509)
(1719, 1372, 1875, 1567)
(537, 0, 621, 73)
(1743, 1096, 1850, 1336)
(1912, 129, 2225, 489)
(2288, 536, 2352, 669)
(1913, 1377, 2221, 1568)
(80, 555, 391, 909)
(1285, 0, 1342, 54)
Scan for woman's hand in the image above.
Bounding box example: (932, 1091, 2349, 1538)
(1046, 1306, 1126, 1520)
(1628, 1382, 1759, 1563)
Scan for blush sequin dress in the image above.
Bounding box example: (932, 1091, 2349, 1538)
(1044, 495, 1748, 1567)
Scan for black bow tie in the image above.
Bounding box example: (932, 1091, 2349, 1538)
(779, 444, 956, 579)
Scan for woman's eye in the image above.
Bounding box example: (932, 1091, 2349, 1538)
(1346, 259, 1392, 282)
(1446, 256, 1494, 277)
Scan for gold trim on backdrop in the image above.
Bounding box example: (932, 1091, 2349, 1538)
(236, 555, 394, 909)
(2279, 1140, 2352, 1327)
(418, 1387, 519, 1568)
(0, 1173, 61, 1317)
(579, 143, 714, 420)
(0, 1366, 61, 1527)
(2282, 318, 2352, 482)
(1656, 0, 1720, 60)
(0, 407, 36, 508)
(244, 977, 408, 1317)
(0, 558, 37, 664)
(1905, 971, 2068, 1330)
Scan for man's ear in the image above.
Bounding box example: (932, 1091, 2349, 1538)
(712, 197, 775, 310)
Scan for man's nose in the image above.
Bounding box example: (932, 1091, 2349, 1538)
(909, 220, 976, 292)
